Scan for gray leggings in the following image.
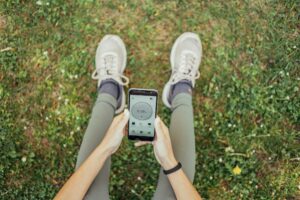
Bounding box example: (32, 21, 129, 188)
(75, 93, 195, 200)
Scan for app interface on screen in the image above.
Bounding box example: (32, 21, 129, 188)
(129, 94, 156, 137)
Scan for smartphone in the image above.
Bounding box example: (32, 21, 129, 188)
(128, 88, 158, 141)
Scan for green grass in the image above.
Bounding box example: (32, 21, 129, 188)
(0, 0, 299, 199)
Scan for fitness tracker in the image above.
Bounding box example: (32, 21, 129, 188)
(163, 162, 182, 175)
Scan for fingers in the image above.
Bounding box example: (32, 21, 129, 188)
(116, 109, 130, 129)
(122, 128, 127, 136)
(134, 141, 151, 147)
(124, 109, 130, 118)
(155, 117, 165, 139)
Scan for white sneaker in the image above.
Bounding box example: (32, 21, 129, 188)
(92, 34, 129, 114)
(162, 32, 202, 108)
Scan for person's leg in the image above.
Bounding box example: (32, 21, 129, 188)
(75, 34, 129, 200)
(153, 92, 195, 200)
(153, 32, 202, 199)
(75, 93, 117, 200)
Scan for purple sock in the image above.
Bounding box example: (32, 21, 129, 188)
(168, 80, 192, 104)
(98, 79, 122, 107)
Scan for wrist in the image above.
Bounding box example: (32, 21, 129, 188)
(161, 156, 177, 170)
(96, 144, 112, 159)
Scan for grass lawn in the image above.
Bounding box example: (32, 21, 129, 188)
(0, 0, 299, 199)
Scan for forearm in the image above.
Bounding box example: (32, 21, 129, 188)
(162, 158, 201, 200)
(167, 169, 202, 200)
(54, 144, 110, 200)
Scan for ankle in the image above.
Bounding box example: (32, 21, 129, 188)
(168, 80, 192, 104)
(98, 79, 121, 100)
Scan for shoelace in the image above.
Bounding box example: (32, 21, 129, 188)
(171, 51, 200, 85)
(92, 54, 129, 86)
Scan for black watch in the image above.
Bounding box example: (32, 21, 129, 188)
(163, 162, 182, 175)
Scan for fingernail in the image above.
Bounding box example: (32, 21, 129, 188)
(124, 109, 129, 118)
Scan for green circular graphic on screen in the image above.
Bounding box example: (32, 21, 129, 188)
(131, 102, 153, 120)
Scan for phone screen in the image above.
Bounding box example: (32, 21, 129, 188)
(128, 89, 157, 141)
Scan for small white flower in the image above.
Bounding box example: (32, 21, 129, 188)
(227, 94, 231, 98)
(21, 156, 27, 162)
(58, 96, 62, 100)
(225, 146, 234, 153)
(36, 0, 43, 5)
(43, 51, 48, 56)
(137, 176, 142, 181)
(233, 124, 236, 128)
(293, 45, 296, 49)
(268, 157, 272, 160)
(24, 126, 27, 130)
(270, 95, 273, 99)
(228, 123, 232, 127)
(45, 116, 49, 121)
(209, 127, 212, 132)
(286, 96, 290, 100)
(74, 75, 78, 79)
(255, 185, 258, 189)
(61, 69, 65, 74)
(63, 144, 67, 148)
(209, 176, 213, 180)
(70, 131, 74, 136)
(46, 2, 49, 5)
(77, 127, 81, 131)
(219, 158, 223, 163)
(286, 72, 289, 76)
(260, 124, 264, 128)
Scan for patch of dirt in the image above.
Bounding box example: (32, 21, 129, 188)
(0, 15, 6, 30)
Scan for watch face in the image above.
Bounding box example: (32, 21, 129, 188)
(131, 102, 153, 120)
(128, 93, 157, 139)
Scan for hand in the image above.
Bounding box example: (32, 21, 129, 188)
(100, 109, 129, 155)
(135, 116, 177, 170)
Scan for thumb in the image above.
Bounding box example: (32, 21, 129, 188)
(154, 117, 163, 140)
(117, 109, 130, 129)
(134, 141, 151, 147)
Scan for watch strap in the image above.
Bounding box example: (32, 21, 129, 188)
(163, 162, 182, 175)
